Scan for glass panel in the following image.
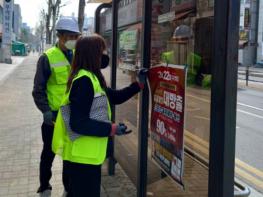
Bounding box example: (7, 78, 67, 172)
(147, 0, 214, 196)
(114, 0, 141, 187)
(235, 0, 263, 195)
(100, 1, 142, 192)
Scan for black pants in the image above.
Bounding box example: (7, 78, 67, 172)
(39, 123, 70, 192)
(64, 161, 102, 197)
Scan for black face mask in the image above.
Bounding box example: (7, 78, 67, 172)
(101, 54, 110, 69)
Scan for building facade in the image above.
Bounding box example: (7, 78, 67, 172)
(100, 0, 214, 74)
(0, 0, 3, 47)
(257, 0, 263, 64)
(13, 4, 22, 41)
(238, 0, 263, 66)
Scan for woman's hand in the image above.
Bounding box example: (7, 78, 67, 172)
(137, 68, 149, 89)
(111, 123, 132, 136)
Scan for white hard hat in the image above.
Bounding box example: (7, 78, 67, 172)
(56, 17, 80, 34)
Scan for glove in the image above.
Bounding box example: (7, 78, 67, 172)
(116, 123, 132, 135)
(43, 111, 53, 126)
(137, 68, 149, 88)
(111, 123, 132, 136)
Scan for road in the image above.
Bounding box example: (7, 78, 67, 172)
(236, 88, 263, 172)
(183, 85, 263, 194)
(235, 88, 263, 194)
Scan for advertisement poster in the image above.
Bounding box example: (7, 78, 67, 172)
(119, 29, 139, 71)
(149, 64, 187, 187)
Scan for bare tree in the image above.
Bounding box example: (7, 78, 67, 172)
(34, 9, 46, 53)
(51, 0, 62, 44)
(78, 0, 86, 33)
(46, 0, 52, 44)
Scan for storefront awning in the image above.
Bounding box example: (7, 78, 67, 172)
(87, 0, 111, 3)
(175, 9, 195, 21)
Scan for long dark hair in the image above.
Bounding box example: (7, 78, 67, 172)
(67, 34, 107, 91)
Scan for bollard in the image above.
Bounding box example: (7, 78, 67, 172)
(245, 65, 249, 86)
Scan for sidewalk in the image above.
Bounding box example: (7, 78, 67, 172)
(0, 55, 136, 197)
(0, 56, 25, 84)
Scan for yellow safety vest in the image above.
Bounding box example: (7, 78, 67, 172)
(45, 47, 71, 111)
(52, 69, 112, 165)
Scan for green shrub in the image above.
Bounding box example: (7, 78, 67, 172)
(202, 74, 212, 88)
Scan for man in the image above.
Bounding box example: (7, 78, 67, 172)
(32, 17, 80, 197)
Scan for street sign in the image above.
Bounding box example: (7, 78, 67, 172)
(2, 0, 14, 45)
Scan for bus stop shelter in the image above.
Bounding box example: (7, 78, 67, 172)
(88, 0, 250, 196)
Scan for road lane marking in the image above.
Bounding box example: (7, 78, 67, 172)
(235, 166, 263, 190)
(186, 94, 210, 103)
(185, 134, 263, 189)
(238, 102, 263, 112)
(185, 130, 209, 149)
(187, 94, 263, 116)
(193, 116, 210, 121)
(237, 109, 263, 119)
(235, 159, 263, 179)
(185, 130, 263, 185)
(184, 137, 209, 157)
(186, 107, 201, 112)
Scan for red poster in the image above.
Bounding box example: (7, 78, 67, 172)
(149, 64, 187, 187)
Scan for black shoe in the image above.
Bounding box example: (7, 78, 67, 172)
(37, 184, 52, 193)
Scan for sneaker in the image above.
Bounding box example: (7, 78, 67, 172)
(39, 189, 51, 197)
(61, 190, 68, 197)
(37, 185, 52, 197)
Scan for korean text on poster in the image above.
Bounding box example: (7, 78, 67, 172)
(149, 64, 187, 187)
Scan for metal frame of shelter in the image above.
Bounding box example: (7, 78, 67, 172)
(90, 0, 250, 196)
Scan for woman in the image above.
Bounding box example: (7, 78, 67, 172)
(52, 34, 146, 197)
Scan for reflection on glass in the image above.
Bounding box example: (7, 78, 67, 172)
(99, 0, 215, 196)
(147, 0, 214, 196)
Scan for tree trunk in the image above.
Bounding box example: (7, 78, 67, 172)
(78, 0, 86, 33)
(46, 0, 52, 44)
(52, 0, 61, 45)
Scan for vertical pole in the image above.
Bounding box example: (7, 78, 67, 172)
(94, 7, 101, 34)
(94, 3, 112, 34)
(137, 0, 152, 196)
(209, 0, 240, 197)
(108, 0, 119, 176)
(246, 65, 249, 86)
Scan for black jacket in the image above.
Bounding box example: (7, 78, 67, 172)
(69, 76, 141, 137)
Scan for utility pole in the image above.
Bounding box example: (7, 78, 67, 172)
(78, 0, 86, 33)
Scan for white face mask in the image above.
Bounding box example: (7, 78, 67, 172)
(65, 40, 76, 50)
